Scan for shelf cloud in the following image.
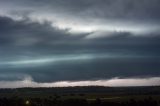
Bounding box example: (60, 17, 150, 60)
(0, 0, 160, 87)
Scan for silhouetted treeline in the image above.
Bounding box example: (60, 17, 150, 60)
(0, 96, 159, 106)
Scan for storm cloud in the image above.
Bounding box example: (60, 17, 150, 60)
(0, 0, 160, 87)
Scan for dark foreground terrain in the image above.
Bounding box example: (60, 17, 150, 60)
(0, 86, 160, 106)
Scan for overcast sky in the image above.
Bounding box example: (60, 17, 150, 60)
(0, 0, 160, 88)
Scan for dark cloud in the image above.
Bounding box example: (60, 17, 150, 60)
(0, 16, 87, 46)
(0, 0, 160, 85)
(0, 16, 160, 55)
(0, 16, 160, 82)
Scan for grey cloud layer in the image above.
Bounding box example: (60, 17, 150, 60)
(0, 16, 160, 56)
(1, 0, 160, 36)
(0, 0, 160, 84)
(2, 0, 160, 21)
(0, 16, 160, 82)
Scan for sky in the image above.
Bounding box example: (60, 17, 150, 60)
(0, 0, 160, 88)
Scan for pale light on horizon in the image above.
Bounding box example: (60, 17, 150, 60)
(0, 76, 160, 88)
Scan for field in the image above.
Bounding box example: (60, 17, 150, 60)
(0, 86, 160, 106)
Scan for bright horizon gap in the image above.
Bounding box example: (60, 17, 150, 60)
(0, 77, 160, 88)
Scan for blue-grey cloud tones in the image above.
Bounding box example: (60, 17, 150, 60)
(0, 0, 160, 87)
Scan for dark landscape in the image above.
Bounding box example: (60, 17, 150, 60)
(0, 86, 160, 106)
